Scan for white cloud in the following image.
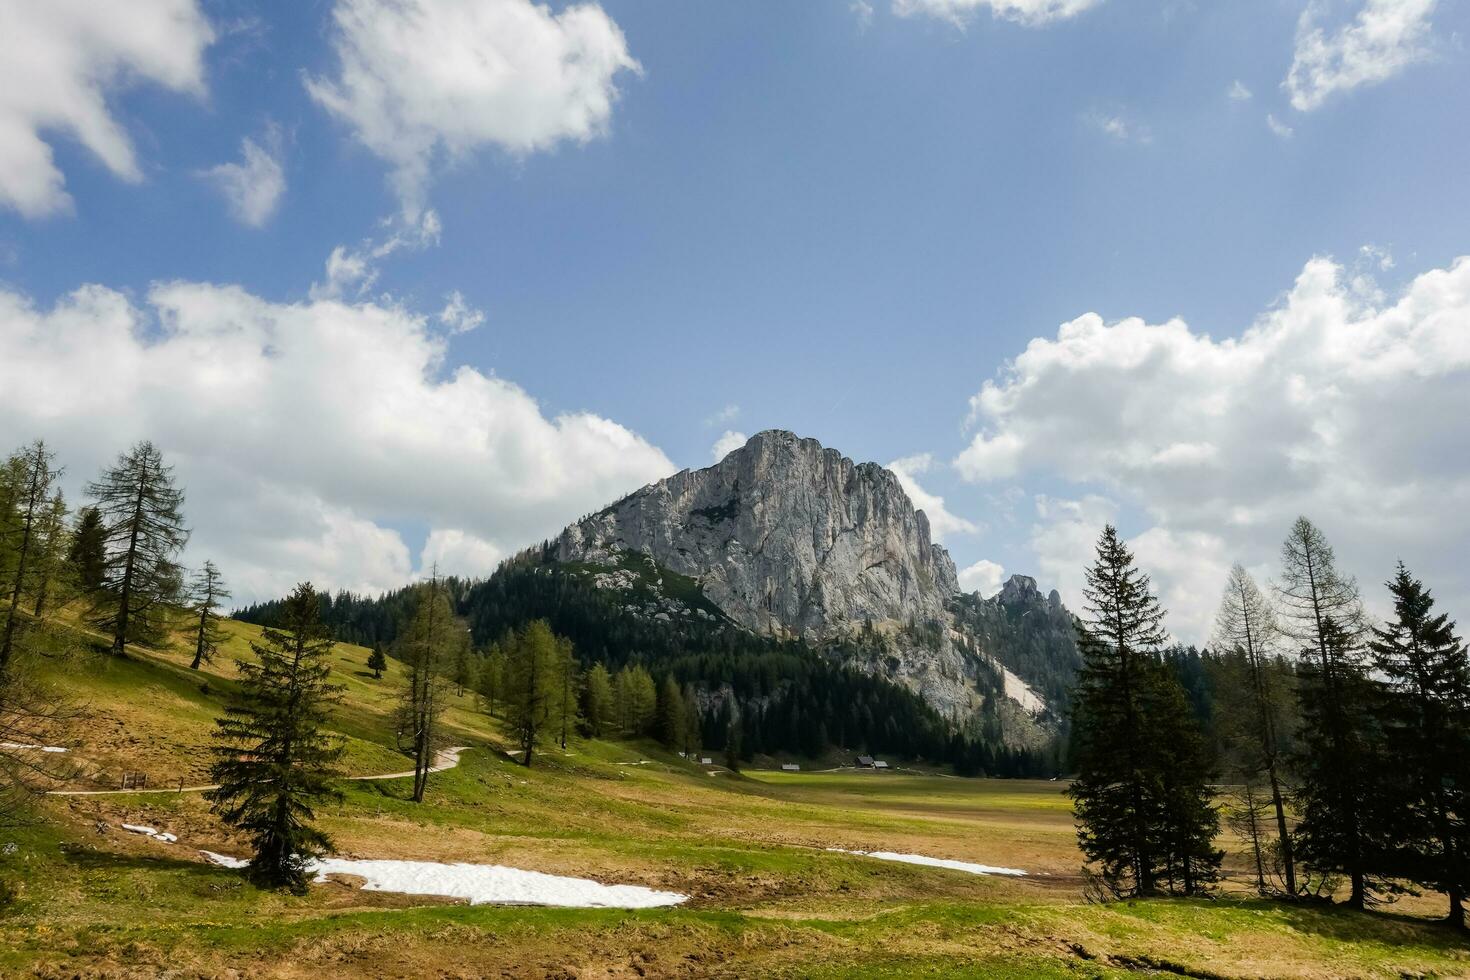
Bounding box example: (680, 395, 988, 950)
(959, 559, 1006, 597)
(0, 278, 674, 603)
(1266, 113, 1295, 139)
(893, 0, 1102, 26)
(705, 404, 741, 427)
(958, 254, 1470, 641)
(1286, 0, 1437, 112)
(311, 210, 442, 301)
(712, 430, 748, 462)
(306, 0, 640, 217)
(0, 0, 215, 217)
(420, 528, 504, 580)
(853, 0, 876, 29)
(438, 290, 484, 334)
(887, 453, 979, 543)
(1088, 111, 1151, 144)
(1027, 494, 1117, 614)
(199, 130, 285, 227)
(1228, 80, 1253, 102)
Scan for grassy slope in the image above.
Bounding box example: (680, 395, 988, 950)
(2, 617, 1467, 978)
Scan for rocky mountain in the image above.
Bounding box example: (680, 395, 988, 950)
(556, 430, 1079, 724)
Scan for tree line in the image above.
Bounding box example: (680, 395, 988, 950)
(1069, 518, 1468, 930)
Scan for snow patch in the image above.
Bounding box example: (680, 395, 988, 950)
(122, 823, 176, 843)
(828, 848, 1026, 877)
(1, 742, 67, 753)
(201, 851, 686, 907)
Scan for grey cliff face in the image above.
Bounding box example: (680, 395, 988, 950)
(558, 430, 958, 641)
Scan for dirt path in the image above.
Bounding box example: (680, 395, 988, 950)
(47, 746, 471, 797)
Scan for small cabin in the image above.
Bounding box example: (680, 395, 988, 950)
(872, 760, 889, 770)
(700, 757, 713, 765)
(780, 763, 800, 771)
(855, 755, 875, 768)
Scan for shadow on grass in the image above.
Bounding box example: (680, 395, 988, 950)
(1231, 895, 1467, 951)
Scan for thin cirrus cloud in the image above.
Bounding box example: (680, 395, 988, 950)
(0, 277, 676, 602)
(0, 0, 214, 218)
(956, 251, 1470, 642)
(1286, 0, 1438, 111)
(892, 0, 1102, 26)
(305, 0, 641, 218)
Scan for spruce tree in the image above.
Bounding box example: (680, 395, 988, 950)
(1067, 525, 1220, 897)
(656, 673, 686, 748)
(1368, 565, 1470, 928)
(367, 644, 388, 679)
(86, 442, 189, 656)
(187, 561, 230, 670)
(1276, 517, 1381, 909)
(1, 441, 60, 673)
(1212, 563, 1296, 896)
(66, 506, 106, 595)
(206, 583, 344, 892)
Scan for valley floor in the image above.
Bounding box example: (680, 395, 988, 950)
(3, 620, 1467, 978)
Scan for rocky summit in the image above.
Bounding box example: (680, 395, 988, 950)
(557, 430, 1075, 723)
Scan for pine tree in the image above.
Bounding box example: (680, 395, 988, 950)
(86, 442, 189, 656)
(187, 561, 230, 670)
(1212, 563, 1296, 896)
(1276, 517, 1380, 909)
(1368, 564, 1470, 929)
(1067, 525, 1220, 897)
(66, 506, 106, 595)
(205, 583, 344, 892)
(367, 644, 388, 679)
(1, 441, 60, 673)
(395, 577, 461, 802)
(581, 662, 614, 737)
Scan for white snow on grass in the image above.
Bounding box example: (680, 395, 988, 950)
(828, 848, 1026, 877)
(201, 851, 687, 908)
(1, 742, 67, 752)
(122, 823, 178, 843)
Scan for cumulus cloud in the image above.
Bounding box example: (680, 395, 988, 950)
(311, 209, 442, 300)
(0, 279, 674, 603)
(893, 0, 1102, 26)
(199, 129, 285, 227)
(958, 559, 1006, 597)
(959, 254, 1470, 641)
(306, 0, 640, 216)
(438, 290, 484, 334)
(887, 453, 979, 543)
(1286, 0, 1437, 112)
(711, 430, 748, 462)
(0, 0, 214, 217)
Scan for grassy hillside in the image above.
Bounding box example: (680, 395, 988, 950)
(2, 617, 1467, 978)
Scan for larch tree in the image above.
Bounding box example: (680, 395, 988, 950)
(1, 441, 59, 672)
(505, 620, 560, 767)
(1276, 517, 1382, 910)
(206, 583, 344, 893)
(396, 576, 461, 802)
(28, 491, 70, 619)
(188, 561, 231, 670)
(86, 442, 189, 657)
(1368, 564, 1470, 929)
(1067, 525, 1220, 898)
(1212, 563, 1296, 896)
(553, 635, 579, 750)
(581, 662, 614, 737)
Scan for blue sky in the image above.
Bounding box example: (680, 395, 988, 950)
(2, 0, 1468, 640)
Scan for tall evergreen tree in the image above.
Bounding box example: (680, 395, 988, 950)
(66, 506, 106, 595)
(395, 576, 461, 802)
(656, 673, 686, 748)
(581, 662, 614, 737)
(1067, 525, 1220, 897)
(366, 644, 388, 679)
(86, 442, 189, 656)
(187, 561, 230, 670)
(1212, 563, 1296, 896)
(1368, 565, 1470, 928)
(1, 441, 59, 673)
(553, 635, 579, 750)
(205, 583, 344, 892)
(1276, 517, 1380, 909)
